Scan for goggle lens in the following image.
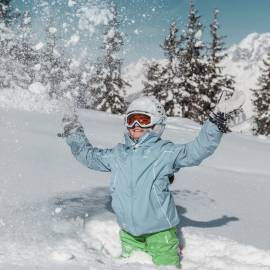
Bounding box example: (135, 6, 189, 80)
(127, 113, 151, 127)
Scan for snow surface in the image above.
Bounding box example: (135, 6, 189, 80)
(0, 100, 270, 269)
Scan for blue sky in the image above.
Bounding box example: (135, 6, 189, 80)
(13, 0, 270, 64)
(115, 0, 270, 63)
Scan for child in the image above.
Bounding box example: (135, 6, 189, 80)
(62, 93, 245, 268)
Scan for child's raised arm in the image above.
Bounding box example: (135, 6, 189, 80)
(61, 114, 113, 172)
(170, 120, 222, 170)
(169, 90, 246, 170)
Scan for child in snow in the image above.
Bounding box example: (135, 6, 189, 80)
(62, 93, 245, 268)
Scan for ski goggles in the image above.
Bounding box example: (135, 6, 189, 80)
(125, 112, 154, 128)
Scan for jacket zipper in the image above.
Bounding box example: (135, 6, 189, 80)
(130, 144, 139, 233)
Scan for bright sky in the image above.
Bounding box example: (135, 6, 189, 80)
(13, 0, 270, 64)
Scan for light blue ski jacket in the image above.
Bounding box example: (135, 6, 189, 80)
(66, 120, 222, 236)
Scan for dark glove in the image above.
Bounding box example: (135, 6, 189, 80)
(210, 91, 246, 133)
(169, 174, 175, 184)
(209, 111, 228, 133)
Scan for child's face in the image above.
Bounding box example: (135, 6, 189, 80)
(128, 124, 147, 140)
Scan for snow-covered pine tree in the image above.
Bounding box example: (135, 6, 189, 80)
(0, 12, 13, 88)
(143, 22, 182, 116)
(162, 21, 181, 66)
(16, 11, 34, 66)
(63, 64, 89, 109)
(207, 9, 236, 108)
(10, 11, 40, 88)
(0, 0, 12, 70)
(0, 0, 28, 90)
(0, 0, 14, 25)
(179, 2, 209, 123)
(90, 5, 127, 115)
(252, 51, 270, 136)
(40, 23, 65, 99)
(207, 9, 244, 127)
(143, 61, 176, 116)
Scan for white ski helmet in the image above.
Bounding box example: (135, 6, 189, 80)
(125, 96, 167, 136)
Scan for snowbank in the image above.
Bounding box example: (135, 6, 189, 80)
(1, 215, 270, 270)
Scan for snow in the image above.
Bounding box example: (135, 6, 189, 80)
(33, 63, 41, 71)
(222, 32, 270, 119)
(33, 42, 44, 50)
(0, 87, 60, 113)
(107, 28, 116, 39)
(66, 34, 80, 46)
(49, 27, 57, 34)
(28, 82, 47, 95)
(23, 16, 31, 25)
(68, 0, 76, 7)
(123, 57, 168, 98)
(78, 6, 113, 36)
(0, 100, 270, 269)
(194, 29, 202, 40)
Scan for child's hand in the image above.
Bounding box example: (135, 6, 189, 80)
(58, 113, 84, 137)
(209, 91, 246, 133)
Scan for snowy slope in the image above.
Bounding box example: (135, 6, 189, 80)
(0, 106, 270, 270)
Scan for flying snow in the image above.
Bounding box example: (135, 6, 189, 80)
(78, 6, 113, 36)
(33, 42, 44, 51)
(66, 34, 80, 46)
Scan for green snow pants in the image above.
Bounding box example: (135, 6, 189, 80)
(120, 227, 180, 268)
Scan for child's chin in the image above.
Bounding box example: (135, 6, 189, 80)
(133, 132, 144, 139)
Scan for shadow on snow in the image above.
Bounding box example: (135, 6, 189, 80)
(51, 186, 239, 244)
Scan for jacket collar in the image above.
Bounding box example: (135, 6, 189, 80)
(124, 131, 160, 149)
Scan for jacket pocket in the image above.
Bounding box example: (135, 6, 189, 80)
(151, 183, 172, 227)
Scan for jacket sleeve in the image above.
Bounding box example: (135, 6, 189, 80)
(66, 131, 113, 172)
(170, 120, 223, 170)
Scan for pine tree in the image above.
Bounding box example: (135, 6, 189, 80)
(143, 22, 183, 116)
(39, 23, 65, 99)
(11, 11, 39, 87)
(17, 11, 34, 65)
(207, 9, 245, 127)
(179, 2, 209, 123)
(0, 23, 14, 88)
(0, 0, 29, 90)
(143, 62, 179, 116)
(207, 9, 235, 108)
(0, 0, 14, 25)
(64, 64, 90, 109)
(252, 51, 270, 136)
(90, 5, 127, 114)
(0, 0, 13, 73)
(162, 22, 181, 67)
